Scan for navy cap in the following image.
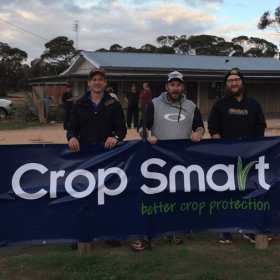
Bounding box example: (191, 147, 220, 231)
(167, 71, 184, 83)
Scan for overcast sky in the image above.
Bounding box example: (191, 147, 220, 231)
(0, 0, 279, 65)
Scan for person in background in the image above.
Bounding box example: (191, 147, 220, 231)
(125, 83, 139, 129)
(139, 82, 152, 110)
(208, 68, 267, 244)
(62, 84, 75, 130)
(135, 71, 205, 251)
(106, 87, 118, 100)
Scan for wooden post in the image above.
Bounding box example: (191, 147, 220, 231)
(255, 234, 268, 249)
(78, 242, 92, 254)
(37, 99, 45, 123)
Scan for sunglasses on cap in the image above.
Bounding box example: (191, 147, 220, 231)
(168, 73, 183, 82)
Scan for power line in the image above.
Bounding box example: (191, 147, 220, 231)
(0, 17, 49, 42)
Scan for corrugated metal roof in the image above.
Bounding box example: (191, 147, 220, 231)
(82, 51, 280, 72)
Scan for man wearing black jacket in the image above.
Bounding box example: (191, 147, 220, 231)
(208, 68, 267, 244)
(67, 69, 127, 152)
(66, 69, 126, 249)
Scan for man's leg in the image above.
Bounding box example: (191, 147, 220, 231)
(64, 111, 70, 130)
(127, 107, 132, 128)
(134, 107, 139, 128)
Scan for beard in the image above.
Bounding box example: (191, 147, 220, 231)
(225, 84, 244, 97)
(167, 90, 181, 103)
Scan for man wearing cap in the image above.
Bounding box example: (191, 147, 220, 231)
(134, 71, 205, 250)
(125, 83, 140, 129)
(66, 69, 126, 249)
(208, 68, 266, 244)
(62, 84, 75, 130)
(67, 69, 127, 151)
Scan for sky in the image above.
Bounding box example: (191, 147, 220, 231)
(0, 0, 279, 65)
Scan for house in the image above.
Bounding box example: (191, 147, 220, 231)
(29, 51, 280, 116)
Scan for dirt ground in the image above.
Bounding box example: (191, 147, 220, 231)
(0, 119, 280, 145)
(1, 93, 280, 143)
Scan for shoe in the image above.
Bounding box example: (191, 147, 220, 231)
(132, 239, 154, 251)
(165, 235, 184, 245)
(70, 243, 78, 250)
(107, 239, 122, 247)
(220, 233, 232, 244)
(244, 234, 255, 243)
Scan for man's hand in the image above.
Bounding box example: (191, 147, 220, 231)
(69, 137, 80, 152)
(190, 130, 204, 143)
(148, 136, 157, 145)
(105, 137, 118, 149)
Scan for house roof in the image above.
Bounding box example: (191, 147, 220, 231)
(75, 51, 280, 72)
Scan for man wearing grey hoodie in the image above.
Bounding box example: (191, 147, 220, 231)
(137, 71, 204, 144)
(134, 71, 205, 251)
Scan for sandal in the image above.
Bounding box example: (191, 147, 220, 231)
(165, 235, 184, 245)
(132, 239, 154, 251)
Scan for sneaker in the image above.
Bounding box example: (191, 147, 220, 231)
(132, 239, 154, 251)
(220, 233, 232, 244)
(244, 234, 255, 243)
(165, 235, 184, 245)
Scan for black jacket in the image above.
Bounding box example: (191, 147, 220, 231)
(67, 91, 127, 143)
(208, 93, 266, 138)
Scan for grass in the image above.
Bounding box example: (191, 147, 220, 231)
(0, 121, 46, 130)
(1, 233, 280, 280)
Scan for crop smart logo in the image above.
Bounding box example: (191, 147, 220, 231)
(237, 157, 257, 191)
(11, 155, 271, 204)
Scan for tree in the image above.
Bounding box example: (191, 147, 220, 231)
(96, 48, 108, 52)
(40, 36, 78, 75)
(122, 46, 141, 53)
(172, 38, 193, 55)
(0, 42, 28, 96)
(109, 44, 123, 52)
(258, 6, 280, 33)
(140, 44, 157, 53)
(156, 36, 168, 46)
(155, 46, 175, 54)
(172, 35, 242, 56)
(246, 37, 278, 57)
(186, 35, 226, 55)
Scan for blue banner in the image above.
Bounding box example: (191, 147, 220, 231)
(1, 137, 280, 247)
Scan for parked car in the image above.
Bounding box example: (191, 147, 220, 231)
(0, 99, 16, 119)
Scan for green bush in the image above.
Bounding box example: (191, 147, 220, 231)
(47, 106, 65, 122)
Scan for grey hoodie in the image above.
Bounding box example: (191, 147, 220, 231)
(138, 92, 204, 140)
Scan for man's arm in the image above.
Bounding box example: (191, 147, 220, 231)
(254, 102, 267, 137)
(208, 104, 221, 138)
(137, 101, 154, 139)
(66, 105, 81, 151)
(68, 137, 80, 152)
(190, 107, 205, 142)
